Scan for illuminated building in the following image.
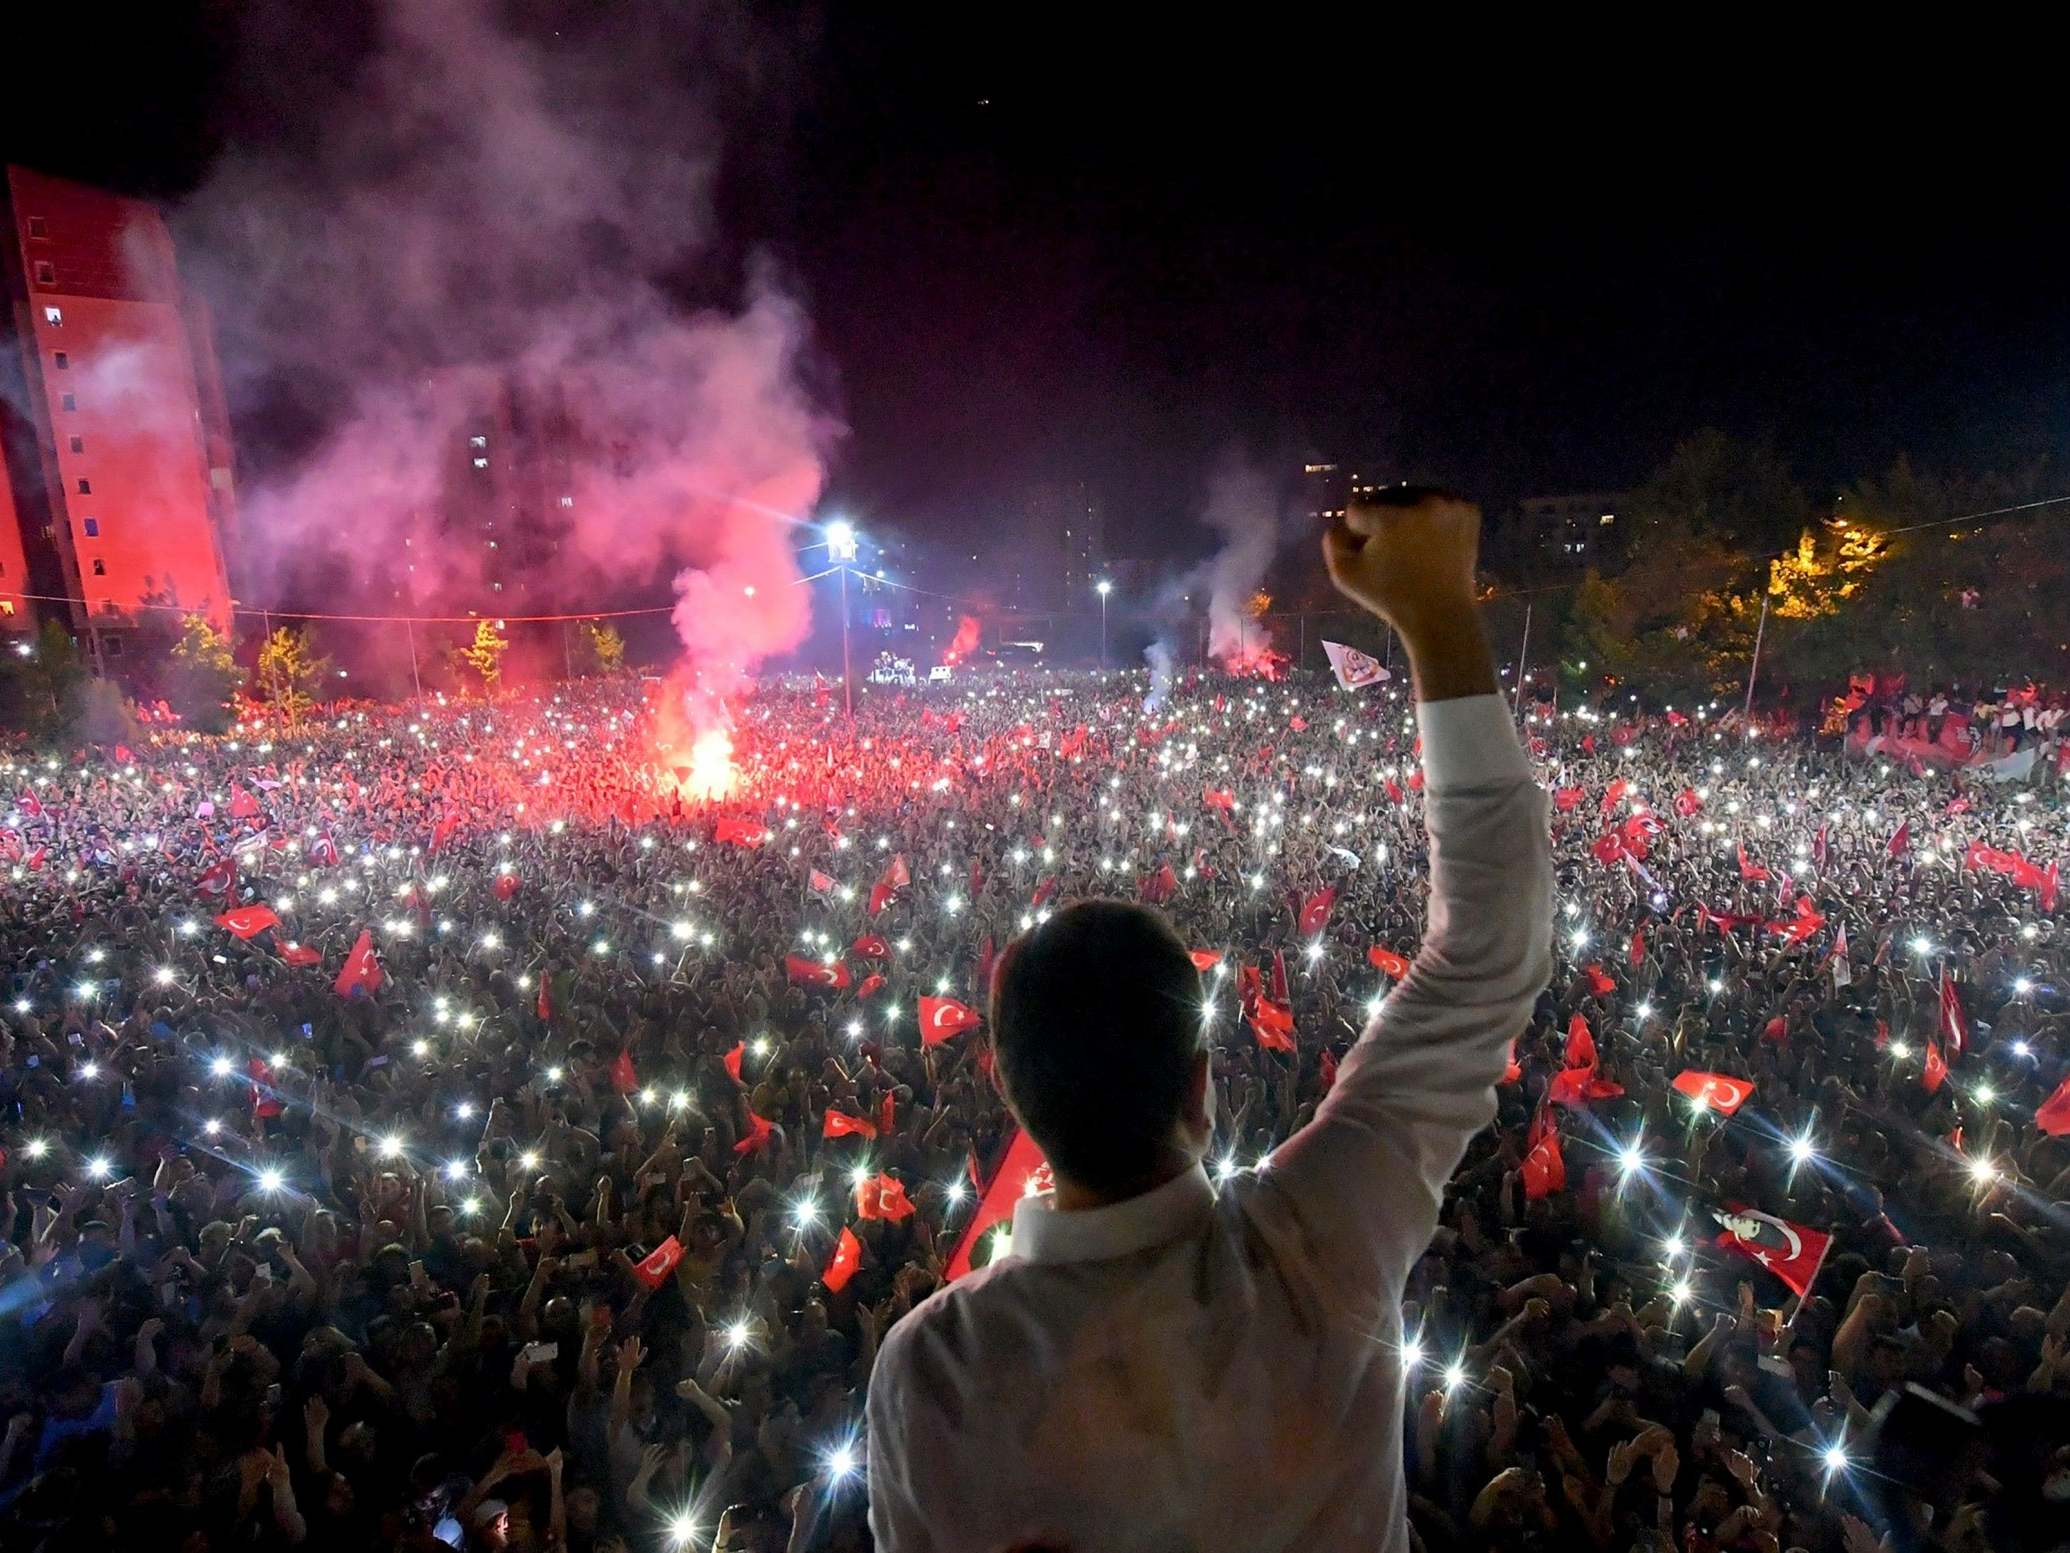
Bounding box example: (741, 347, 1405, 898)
(0, 166, 236, 665)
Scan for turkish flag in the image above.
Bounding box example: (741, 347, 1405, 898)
(851, 934, 890, 960)
(1188, 948, 1223, 971)
(1298, 885, 1337, 937)
(196, 856, 239, 898)
(277, 938, 321, 967)
(946, 1127, 1050, 1280)
(733, 1112, 776, 1156)
(808, 868, 837, 895)
(715, 815, 768, 848)
(1673, 787, 1703, 817)
(1737, 844, 1770, 882)
(723, 1042, 744, 1081)
(493, 872, 520, 901)
(1140, 862, 1178, 905)
(1813, 823, 1828, 869)
(1922, 1039, 1947, 1094)
(610, 1049, 639, 1093)
(1627, 928, 1646, 969)
(2036, 1073, 2070, 1137)
(823, 1108, 878, 1141)
(1710, 1203, 1832, 1298)
(429, 807, 461, 853)
(1521, 1102, 1565, 1200)
(309, 833, 339, 866)
(878, 1091, 896, 1137)
(333, 929, 383, 999)
(248, 1057, 285, 1118)
(536, 977, 553, 1022)
(785, 955, 852, 991)
(885, 853, 912, 889)
(822, 1226, 864, 1292)
(228, 787, 261, 819)
(1564, 1013, 1597, 1070)
(855, 1172, 916, 1222)
(1672, 1069, 1754, 1115)
(1250, 998, 1296, 1053)
(1592, 831, 1626, 866)
(856, 972, 885, 999)
(1599, 778, 1628, 815)
(16, 789, 42, 818)
(1583, 964, 1616, 998)
(1367, 945, 1411, 979)
(1384, 776, 1405, 805)
(1552, 786, 1585, 812)
(919, 995, 981, 1045)
(1319, 1047, 1339, 1093)
(1031, 875, 1059, 908)
(1270, 948, 1290, 1005)
(629, 1236, 685, 1291)
(1886, 819, 1910, 859)
(216, 904, 281, 940)
(1202, 787, 1235, 811)
(1938, 970, 1967, 1058)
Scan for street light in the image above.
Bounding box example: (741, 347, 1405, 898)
(1096, 579, 1112, 668)
(824, 521, 860, 715)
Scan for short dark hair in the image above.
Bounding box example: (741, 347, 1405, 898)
(990, 899, 1202, 1191)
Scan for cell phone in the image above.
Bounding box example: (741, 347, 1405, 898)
(520, 1341, 558, 1364)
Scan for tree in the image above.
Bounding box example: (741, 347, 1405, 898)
(164, 613, 241, 733)
(582, 620, 625, 675)
(1622, 429, 1812, 562)
(254, 626, 330, 721)
(458, 618, 509, 693)
(0, 621, 85, 737)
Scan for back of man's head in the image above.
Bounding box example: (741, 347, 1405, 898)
(990, 899, 1202, 1193)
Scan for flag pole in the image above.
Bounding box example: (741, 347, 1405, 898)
(1743, 590, 1770, 720)
(1511, 600, 1532, 718)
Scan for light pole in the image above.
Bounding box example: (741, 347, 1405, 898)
(827, 521, 859, 717)
(1096, 578, 1111, 668)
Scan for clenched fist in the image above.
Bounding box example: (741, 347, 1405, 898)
(1322, 485, 1495, 701)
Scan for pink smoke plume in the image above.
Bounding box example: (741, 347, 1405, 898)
(939, 613, 981, 667)
(173, 1, 838, 704)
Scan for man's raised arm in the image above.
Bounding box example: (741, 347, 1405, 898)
(1267, 488, 1553, 1292)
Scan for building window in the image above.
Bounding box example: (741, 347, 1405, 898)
(83, 517, 99, 537)
(32, 261, 55, 285)
(101, 635, 121, 657)
(43, 306, 61, 327)
(68, 436, 83, 454)
(558, 495, 574, 508)
(52, 351, 68, 371)
(60, 393, 76, 412)
(27, 217, 47, 238)
(469, 435, 487, 449)
(91, 558, 106, 576)
(76, 479, 90, 495)
(472, 456, 489, 470)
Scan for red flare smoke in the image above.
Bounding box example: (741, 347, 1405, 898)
(941, 614, 981, 667)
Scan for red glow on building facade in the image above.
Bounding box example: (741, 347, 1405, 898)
(0, 166, 235, 665)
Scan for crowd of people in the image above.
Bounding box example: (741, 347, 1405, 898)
(1, 665, 2067, 1553)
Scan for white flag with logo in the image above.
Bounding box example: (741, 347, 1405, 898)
(1322, 640, 1389, 690)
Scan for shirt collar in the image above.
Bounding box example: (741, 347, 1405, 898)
(1009, 1162, 1215, 1266)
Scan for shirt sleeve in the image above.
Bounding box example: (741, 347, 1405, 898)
(865, 1332, 938, 1553)
(1261, 693, 1553, 1297)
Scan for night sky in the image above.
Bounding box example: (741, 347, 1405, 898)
(6, 8, 2065, 562)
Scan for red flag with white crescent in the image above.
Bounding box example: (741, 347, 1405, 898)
(1710, 1203, 1832, 1298)
(946, 1128, 1050, 1280)
(918, 995, 981, 1045)
(1671, 1069, 1754, 1115)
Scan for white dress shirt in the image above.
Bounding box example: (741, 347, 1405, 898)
(867, 694, 1552, 1552)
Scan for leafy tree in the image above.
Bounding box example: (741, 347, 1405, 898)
(254, 626, 330, 721)
(458, 618, 510, 692)
(0, 621, 85, 737)
(1622, 429, 1812, 562)
(163, 613, 241, 733)
(582, 620, 626, 675)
